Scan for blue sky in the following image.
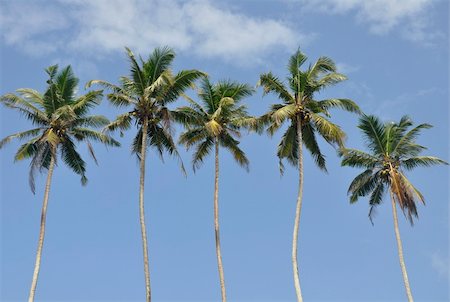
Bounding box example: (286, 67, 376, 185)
(0, 0, 448, 301)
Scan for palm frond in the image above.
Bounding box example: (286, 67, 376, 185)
(104, 113, 133, 135)
(179, 127, 209, 149)
(219, 132, 249, 171)
(159, 69, 206, 105)
(368, 182, 385, 225)
(308, 56, 336, 79)
(302, 122, 326, 171)
(71, 128, 120, 146)
(258, 72, 293, 104)
(192, 138, 214, 171)
(310, 113, 346, 147)
(277, 123, 298, 174)
(288, 49, 308, 81)
(340, 148, 379, 169)
(60, 137, 87, 185)
(402, 156, 448, 170)
(348, 172, 380, 203)
(0, 128, 43, 149)
(318, 98, 361, 114)
(358, 114, 386, 156)
(125, 47, 146, 95)
(391, 122, 432, 157)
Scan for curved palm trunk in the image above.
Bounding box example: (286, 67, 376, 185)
(140, 119, 151, 302)
(28, 149, 56, 302)
(390, 191, 414, 302)
(292, 117, 304, 302)
(214, 141, 227, 302)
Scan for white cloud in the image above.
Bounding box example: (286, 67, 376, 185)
(336, 62, 360, 74)
(0, 0, 304, 64)
(431, 251, 449, 278)
(296, 0, 441, 44)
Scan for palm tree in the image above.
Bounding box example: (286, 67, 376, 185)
(256, 48, 360, 301)
(174, 77, 254, 302)
(0, 65, 119, 302)
(87, 47, 205, 302)
(341, 114, 448, 301)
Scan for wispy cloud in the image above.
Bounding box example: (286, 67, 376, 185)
(431, 251, 449, 279)
(294, 0, 443, 45)
(336, 62, 360, 74)
(373, 87, 444, 117)
(0, 0, 306, 64)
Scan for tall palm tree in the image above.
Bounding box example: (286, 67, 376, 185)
(0, 65, 119, 302)
(174, 77, 254, 302)
(341, 114, 448, 302)
(256, 48, 360, 301)
(87, 47, 205, 302)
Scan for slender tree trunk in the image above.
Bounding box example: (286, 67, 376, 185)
(28, 148, 56, 302)
(390, 191, 414, 302)
(214, 141, 227, 302)
(139, 119, 151, 302)
(292, 117, 304, 302)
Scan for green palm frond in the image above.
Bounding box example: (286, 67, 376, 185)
(258, 72, 293, 104)
(349, 172, 380, 204)
(302, 123, 326, 171)
(318, 98, 361, 114)
(316, 73, 347, 88)
(103, 113, 133, 134)
(72, 90, 103, 115)
(219, 133, 249, 171)
(310, 113, 346, 147)
(277, 123, 298, 174)
(76, 115, 110, 128)
(308, 56, 336, 79)
(171, 106, 205, 127)
(125, 47, 147, 95)
(60, 137, 87, 185)
(288, 49, 308, 80)
(192, 138, 214, 171)
(358, 115, 386, 156)
(28, 141, 53, 194)
(348, 169, 374, 198)
(179, 128, 209, 149)
(368, 182, 385, 225)
(391, 122, 432, 157)
(1, 93, 48, 125)
(0, 128, 43, 149)
(14, 136, 42, 162)
(340, 148, 379, 168)
(271, 103, 296, 125)
(159, 69, 206, 105)
(55, 65, 79, 103)
(142, 46, 175, 85)
(402, 156, 448, 169)
(16, 88, 45, 106)
(71, 128, 120, 146)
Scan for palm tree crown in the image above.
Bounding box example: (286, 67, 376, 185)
(341, 114, 448, 224)
(87, 47, 205, 162)
(257, 48, 360, 172)
(175, 77, 254, 169)
(0, 65, 119, 191)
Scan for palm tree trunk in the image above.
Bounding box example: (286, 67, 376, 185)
(139, 119, 151, 302)
(390, 191, 414, 302)
(214, 140, 227, 302)
(28, 148, 56, 302)
(292, 117, 304, 302)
